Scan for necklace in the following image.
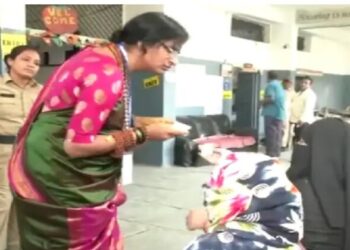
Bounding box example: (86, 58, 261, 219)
(107, 43, 131, 130)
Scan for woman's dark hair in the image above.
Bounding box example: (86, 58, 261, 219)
(4, 45, 40, 71)
(110, 12, 189, 48)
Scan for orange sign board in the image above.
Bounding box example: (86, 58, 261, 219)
(42, 6, 78, 34)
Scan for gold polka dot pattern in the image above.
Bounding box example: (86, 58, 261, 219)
(83, 74, 98, 87)
(94, 89, 107, 105)
(81, 118, 94, 132)
(74, 101, 87, 115)
(73, 67, 84, 80)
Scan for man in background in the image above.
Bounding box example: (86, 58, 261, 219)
(262, 71, 285, 158)
(290, 76, 317, 142)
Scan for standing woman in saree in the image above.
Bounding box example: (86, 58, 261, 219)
(8, 12, 189, 250)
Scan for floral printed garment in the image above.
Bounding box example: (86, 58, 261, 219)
(184, 152, 303, 250)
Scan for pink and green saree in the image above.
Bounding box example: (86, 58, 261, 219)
(8, 45, 127, 250)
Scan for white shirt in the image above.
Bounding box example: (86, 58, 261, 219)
(290, 88, 317, 124)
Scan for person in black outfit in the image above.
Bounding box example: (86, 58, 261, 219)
(287, 118, 350, 250)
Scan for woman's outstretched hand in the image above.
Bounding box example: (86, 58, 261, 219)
(146, 122, 190, 141)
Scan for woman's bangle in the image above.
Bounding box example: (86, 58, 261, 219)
(134, 129, 144, 144)
(123, 129, 137, 151)
(109, 130, 137, 154)
(134, 127, 148, 144)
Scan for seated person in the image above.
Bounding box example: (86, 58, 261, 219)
(184, 150, 304, 250)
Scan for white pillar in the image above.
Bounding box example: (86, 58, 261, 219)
(0, 1, 26, 73)
(269, 9, 298, 79)
(0, 1, 25, 30)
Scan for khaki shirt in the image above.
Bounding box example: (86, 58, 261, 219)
(0, 74, 42, 136)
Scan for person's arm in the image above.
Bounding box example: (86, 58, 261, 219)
(64, 135, 119, 158)
(261, 85, 275, 106)
(262, 96, 273, 106)
(133, 116, 173, 127)
(62, 58, 128, 158)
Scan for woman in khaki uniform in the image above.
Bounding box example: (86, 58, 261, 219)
(0, 45, 41, 250)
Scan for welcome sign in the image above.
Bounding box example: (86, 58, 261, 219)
(41, 6, 79, 34)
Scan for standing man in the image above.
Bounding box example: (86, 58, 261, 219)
(262, 71, 285, 158)
(290, 76, 317, 142)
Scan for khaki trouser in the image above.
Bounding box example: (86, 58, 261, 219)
(282, 121, 294, 149)
(283, 122, 298, 150)
(0, 144, 19, 250)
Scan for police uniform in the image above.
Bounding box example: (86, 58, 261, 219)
(0, 74, 41, 250)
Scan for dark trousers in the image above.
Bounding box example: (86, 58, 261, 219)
(294, 179, 344, 250)
(264, 116, 283, 157)
(293, 122, 309, 143)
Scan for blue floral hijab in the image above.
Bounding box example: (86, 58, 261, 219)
(185, 152, 304, 250)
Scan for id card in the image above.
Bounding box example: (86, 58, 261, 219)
(122, 152, 133, 185)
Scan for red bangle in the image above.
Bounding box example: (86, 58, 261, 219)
(122, 129, 137, 151)
(109, 129, 137, 155)
(111, 132, 125, 155)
